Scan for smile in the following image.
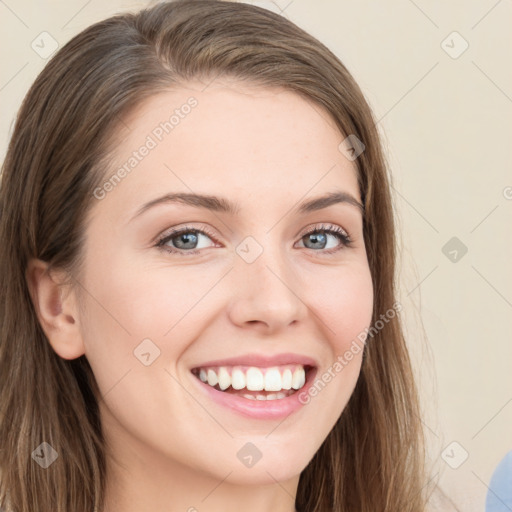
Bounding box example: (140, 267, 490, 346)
(190, 353, 318, 419)
(191, 364, 310, 400)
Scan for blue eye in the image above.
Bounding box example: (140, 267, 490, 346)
(298, 224, 352, 253)
(155, 223, 352, 256)
(156, 225, 218, 255)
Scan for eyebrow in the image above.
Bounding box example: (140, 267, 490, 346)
(130, 190, 364, 222)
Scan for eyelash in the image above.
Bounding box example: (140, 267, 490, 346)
(155, 223, 353, 257)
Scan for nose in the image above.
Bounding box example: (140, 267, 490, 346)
(227, 241, 308, 333)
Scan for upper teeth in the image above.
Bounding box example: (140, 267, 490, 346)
(196, 365, 307, 392)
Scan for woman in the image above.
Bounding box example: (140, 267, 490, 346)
(0, 1, 429, 510)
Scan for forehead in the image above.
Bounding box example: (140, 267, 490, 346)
(93, 80, 361, 222)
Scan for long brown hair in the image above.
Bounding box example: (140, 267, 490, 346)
(0, 1, 426, 510)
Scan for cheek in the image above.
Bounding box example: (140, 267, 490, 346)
(312, 263, 374, 349)
(77, 254, 225, 391)
(296, 263, 373, 417)
(81, 252, 217, 338)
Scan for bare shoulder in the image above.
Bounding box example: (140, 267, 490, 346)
(425, 485, 460, 512)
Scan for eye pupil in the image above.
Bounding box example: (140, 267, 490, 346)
(175, 232, 198, 248)
(304, 232, 327, 249)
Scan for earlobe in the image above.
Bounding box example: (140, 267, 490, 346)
(25, 258, 86, 360)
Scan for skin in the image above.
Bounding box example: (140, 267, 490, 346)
(27, 80, 374, 512)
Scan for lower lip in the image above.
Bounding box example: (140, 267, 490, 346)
(191, 367, 318, 420)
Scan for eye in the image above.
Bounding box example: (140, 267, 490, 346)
(295, 223, 352, 254)
(155, 225, 219, 256)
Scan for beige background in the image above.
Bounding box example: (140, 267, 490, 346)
(1, 1, 511, 510)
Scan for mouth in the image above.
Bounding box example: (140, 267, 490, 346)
(191, 364, 315, 401)
(189, 353, 319, 420)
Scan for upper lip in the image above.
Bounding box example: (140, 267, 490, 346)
(191, 352, 318, 369)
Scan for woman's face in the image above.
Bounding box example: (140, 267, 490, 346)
(77, 80, 373, 487)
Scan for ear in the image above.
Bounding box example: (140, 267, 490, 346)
(25, 258, 85, 360)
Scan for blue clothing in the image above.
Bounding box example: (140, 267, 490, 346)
(486, 451, 512, 512)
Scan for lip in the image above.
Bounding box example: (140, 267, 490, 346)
(190, 353, 318, 420)
(190, 352, 318, 370)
